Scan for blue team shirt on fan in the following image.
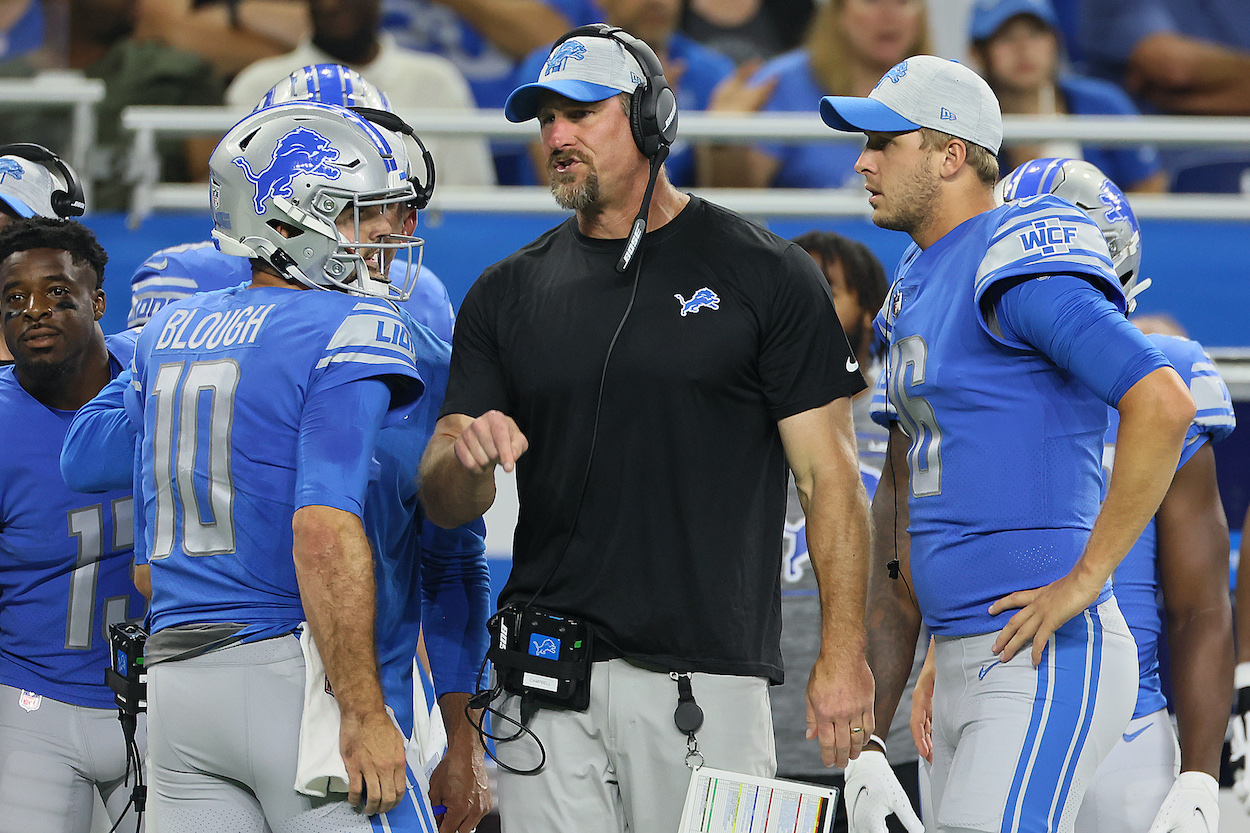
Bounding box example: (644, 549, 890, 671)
(127, 241, 456, 344)
(752, 49, 864, 189)
(380, 0, 599, 109)
(0, 333, 146, 709)
(871, 195, 1168, 636)
(1104, 334, 1235, 718)
(128, 286, 423, 642)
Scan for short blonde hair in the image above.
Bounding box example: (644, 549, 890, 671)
(919, 128, 999, 186)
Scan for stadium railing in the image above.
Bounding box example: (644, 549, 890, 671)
(120, 107, 1250, 225)
(0, 72, 105, 207)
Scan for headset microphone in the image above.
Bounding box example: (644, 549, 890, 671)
(617, 145, 668, 273)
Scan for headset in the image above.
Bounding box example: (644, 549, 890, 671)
(548, 23, 678, 159)
(0, 142, 86, 217)
(347, 106, 436, 210)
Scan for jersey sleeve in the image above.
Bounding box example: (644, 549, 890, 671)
(440, 267, 511, 420)
(759, 243, 866, 420)
(974, 195, 1126, 331)
(1150, 334, 1236, 467)
(61, 369, 136, 493)
(295, 376, 392, 516)
(310, 298, 425, 419)
(993, 275, 1169, 406)
(420, 515, 490, 696)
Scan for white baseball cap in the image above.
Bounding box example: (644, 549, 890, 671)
(0, 154, 57, 218)
(820, 55, 1003, 155)
(505, 35, 645, 123)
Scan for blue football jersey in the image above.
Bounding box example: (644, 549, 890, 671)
(0, 334, 146, 708)
(874, 196, 1131, 636)
(369, 312, 487, 736)
(129, 286, 422, 642)
(1105, 334, 1235, 718)
(127, 241, 456, 343)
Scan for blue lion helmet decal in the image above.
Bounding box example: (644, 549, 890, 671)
(233, 126, 342, 215)
(0, 158, 24, 184)
(1098, 179, 1136, 232)
(545, 40, 587, 76)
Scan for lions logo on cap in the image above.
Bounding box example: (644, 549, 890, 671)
(0, 158, 24, 184)
(885, 61, 908, 84)
(545, 41, 587, 76)
(233, 126, 342, 215)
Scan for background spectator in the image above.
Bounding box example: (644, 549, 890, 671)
(968, 0, 1166, 193)
(1076, 0, 1250, 192)
(704, 0, 929, 188)
(228, 0, 495, 186)
(380, 0, 599, 182)
(679, 0, 814, 66)
(514, 0, 734, 187)
(133, 0, 308, 78)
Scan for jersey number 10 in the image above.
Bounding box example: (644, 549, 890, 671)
(149, 359, 241, 560)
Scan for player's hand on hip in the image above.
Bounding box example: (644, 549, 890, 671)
(910, 638, 935, 764)
(428, 740, 490, 833)
(988, 568, 1104, 666)
(453, 410, 528, 474)
(1147, 771, 1219, 833)
(805, 649, 875, 769)
(843, 749, 924, 833)
(340, 708, 407, 815)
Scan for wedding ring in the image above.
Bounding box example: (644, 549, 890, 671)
(850, 727, 864, 733)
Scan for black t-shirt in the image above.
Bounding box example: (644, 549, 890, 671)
(442, 196, 864, 681)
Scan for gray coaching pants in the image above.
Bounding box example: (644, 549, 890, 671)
(495, 658, 776, 833)
(0, 683, 144, 833)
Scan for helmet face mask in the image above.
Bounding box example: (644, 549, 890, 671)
(996, 157, 1145, 310)
(210, 101, 424, 301)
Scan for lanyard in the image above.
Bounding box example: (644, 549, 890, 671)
(672, 671, 705, 769)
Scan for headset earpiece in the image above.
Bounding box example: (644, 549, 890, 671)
(0, 142, 85, 217)
(347, 106, 436, 210)
(548, 24, 678, 159)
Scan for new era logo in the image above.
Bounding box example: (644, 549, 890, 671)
(940, 108, 957, 121)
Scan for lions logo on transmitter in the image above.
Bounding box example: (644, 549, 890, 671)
(529, 635, 561, 658)
(674, 287, 720, 317)
(233, 126, 342, 215)
(545, 41, 586, 75)
(0, 158, 23, 184)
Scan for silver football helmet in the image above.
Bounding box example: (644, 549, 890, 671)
(255, 63, 392, 112)
(209, 101, 422, 300)
(996, 158, 1146, 310)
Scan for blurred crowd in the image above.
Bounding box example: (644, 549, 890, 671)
(0, 0, 1247, 207)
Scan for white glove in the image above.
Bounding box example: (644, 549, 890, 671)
(1146, 771, 1219, 833)
(843, 748, 924, 833)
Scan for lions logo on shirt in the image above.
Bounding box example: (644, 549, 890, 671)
(233, 126, 342, 215)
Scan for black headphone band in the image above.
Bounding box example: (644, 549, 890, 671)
(548, 24, 678, 157)
(347, 106, 436, 211)
(553, 24, 666, 88)
(0, 142, 86, 218)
